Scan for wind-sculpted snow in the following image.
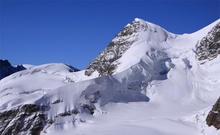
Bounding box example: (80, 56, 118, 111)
(1, 18, 220, 135)
(36, 65, 151, 114)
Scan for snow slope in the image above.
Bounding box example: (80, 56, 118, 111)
(0, 63, 79, 111)
(0, 18, 220, 135)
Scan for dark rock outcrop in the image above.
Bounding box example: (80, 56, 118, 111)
(197, 22, 220, 63)
(0, 59, 26, 80)
(206, 97, 220, 130)
(0, 104, 49, 135)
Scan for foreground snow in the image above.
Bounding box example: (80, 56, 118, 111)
(42, 102, 219, 135)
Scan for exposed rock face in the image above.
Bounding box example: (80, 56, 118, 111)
(0, 104, 48, 135)
(85, 19, 146, 76)
(197, 22, 220, 63)
(206, 97, 220, 130)
(0, 95, 97, 135)
(0, 59, 26, 80)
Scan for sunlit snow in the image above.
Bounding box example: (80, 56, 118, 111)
(0, 18, 220, 135)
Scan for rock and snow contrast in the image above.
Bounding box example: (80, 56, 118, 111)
(0, 18, 220, 135)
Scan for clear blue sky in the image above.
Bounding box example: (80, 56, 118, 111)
(0, 0, 219, 69)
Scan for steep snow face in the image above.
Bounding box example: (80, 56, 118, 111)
(85, 18, 175, 76)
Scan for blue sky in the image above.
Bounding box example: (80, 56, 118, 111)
(0, 0, 219, 69)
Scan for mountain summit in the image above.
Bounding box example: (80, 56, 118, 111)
(85, 18, 175, 76)
(0, 18, 220, 135)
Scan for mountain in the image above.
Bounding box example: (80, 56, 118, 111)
(85, 18, 176, 76)
(0, 59, 26, 80)
(0, 18, 220, 135)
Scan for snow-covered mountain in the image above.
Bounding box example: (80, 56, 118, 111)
(0, 18, 220, 135)
(85, 18, 176, 76)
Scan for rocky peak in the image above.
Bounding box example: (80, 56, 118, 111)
(196, 22, 220, 63)
(84, 18, 163, 76)
(117, 18, 147, 37)
(85, 19, 144, 76)
(0, 59, 26, 80)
